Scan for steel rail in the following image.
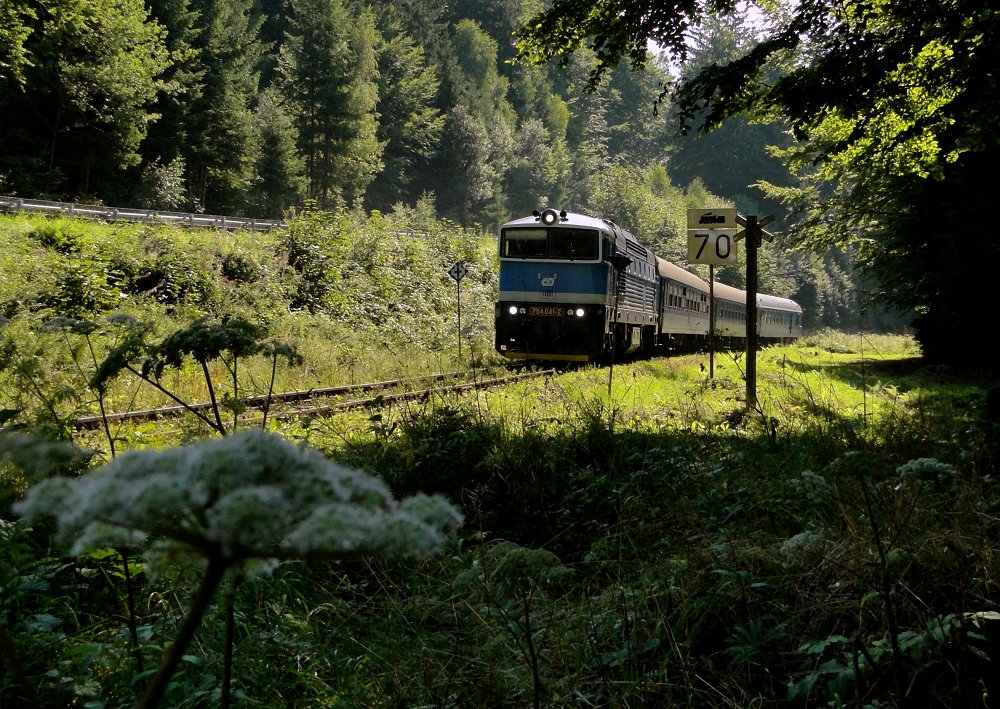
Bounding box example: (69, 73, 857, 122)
(73, 368, 553, 429)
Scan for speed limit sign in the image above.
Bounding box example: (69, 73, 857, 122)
(688, 229, 738, 265)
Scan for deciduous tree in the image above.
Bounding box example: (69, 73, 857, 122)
(0, 0, 170, 197)
(517, 0, 999, 356)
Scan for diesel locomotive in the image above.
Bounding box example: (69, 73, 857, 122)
(494, 207, 802, 362)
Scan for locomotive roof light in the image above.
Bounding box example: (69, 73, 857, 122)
(533, 207, 568, 226)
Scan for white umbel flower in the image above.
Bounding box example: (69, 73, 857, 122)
(14, 429, 462, 564)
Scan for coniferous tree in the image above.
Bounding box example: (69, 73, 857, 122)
(366, 22, 444, 211)
(184, 0, 266, 214)
(364, 0, 452, 77)
(251, 86, 306, 217)
(282, 0, 384, 209)
(139, 0, 205, 208)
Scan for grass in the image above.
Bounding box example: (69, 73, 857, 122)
(3, 209, 998, 707)
(7, 332, 999, 707)
(259, 331, 995, 708)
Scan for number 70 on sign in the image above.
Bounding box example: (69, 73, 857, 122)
(688, 228, 738, 265)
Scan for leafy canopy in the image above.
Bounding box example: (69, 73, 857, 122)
(517, 0, 1000, 360)
(518, 0, 998, 163)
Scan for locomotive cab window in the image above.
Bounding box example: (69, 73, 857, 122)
(500, 227, 599, 260)
(550, 228, 599, 259)
(501, 228, 548, 258)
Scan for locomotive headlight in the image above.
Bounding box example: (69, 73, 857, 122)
(575, 307, 585, 317)
(508, 305, 519, 315)
(540, 208, 559, 225)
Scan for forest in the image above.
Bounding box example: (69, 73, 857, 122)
(0, 0, 921, 335)
(4, 1, 1000, 706)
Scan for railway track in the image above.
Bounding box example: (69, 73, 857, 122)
(74, 368, 554, 430)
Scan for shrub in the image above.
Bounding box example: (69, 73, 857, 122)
(39, 259, 124, 317)
(220, 249, 265, 284)
(126, 250, 215, 306)
(28, 219, 89, 254)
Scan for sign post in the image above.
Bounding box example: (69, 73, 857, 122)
(745, 216, 759, 407)
(448, 262, 467, 359)
(738, 214, 774, 408)
(687, 209, 738, 379)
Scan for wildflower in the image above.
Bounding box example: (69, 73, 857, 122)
(14, 428, 463, 566)
(789, 469, 833, 506)
(780, 529, 826, 569)
(896, 457, 956, 491)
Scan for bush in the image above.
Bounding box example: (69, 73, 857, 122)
(220, 249, 265, 284)
(125, 250, 216, 306)
(27, 219, 89, 254)
(39, 259, 124, 317)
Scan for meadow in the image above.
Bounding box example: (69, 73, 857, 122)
(1, 211, 998, 707)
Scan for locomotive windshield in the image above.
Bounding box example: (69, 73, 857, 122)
(501, 227, 600, 260)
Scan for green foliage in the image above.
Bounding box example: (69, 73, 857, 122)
(0, 0, 170, 195)
(0, 1, 34, 87)
(367, 23, 444, 209)
(28, 219, 90, 254)
(518, 0, 994, 355)
(182, 0, 265, 214)
(251, 87, 307, 216)
(282, 0, 384, 209)
(279, 205, 349, 313)
(136, 157, 188, 210)
(41, 260, 125, 318)
(132, 243, 217, 306)
(219, 248, 265, 284)
(5, 323, 1000, 707)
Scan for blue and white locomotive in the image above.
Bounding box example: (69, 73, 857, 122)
(494, 207, 802, 363)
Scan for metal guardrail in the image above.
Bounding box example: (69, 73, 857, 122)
(0, 195, 286, 232)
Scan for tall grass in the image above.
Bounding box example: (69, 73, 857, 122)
(0, 209, 503, 439)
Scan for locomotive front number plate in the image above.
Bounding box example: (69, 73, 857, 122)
(528, 306, 566, 316)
